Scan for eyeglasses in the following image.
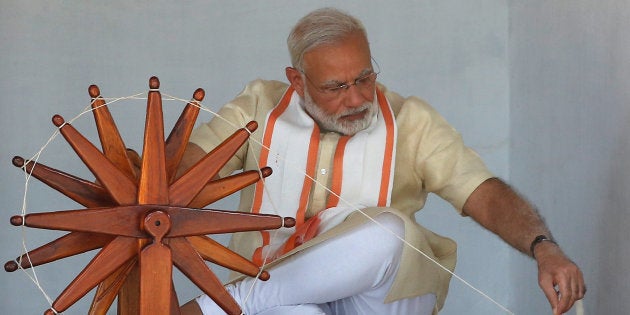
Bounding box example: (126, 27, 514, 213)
(299, 59, 381, 99)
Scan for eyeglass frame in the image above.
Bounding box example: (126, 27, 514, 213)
(296, 57, 381, 97)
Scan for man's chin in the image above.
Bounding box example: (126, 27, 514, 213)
(334, 120, 369, 136)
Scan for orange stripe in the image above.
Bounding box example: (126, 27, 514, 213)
(251, 86, 294, 252)
(326, 135, 351, 208)
(295, 126, 320, 226)
(376, 88, 396, 206)
(251, 86, 294, 214)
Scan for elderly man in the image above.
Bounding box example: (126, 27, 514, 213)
(180, 7, 585, 315)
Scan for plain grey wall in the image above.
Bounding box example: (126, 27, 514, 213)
(508, 1, 629, 314)
(1, 0, 624, 314)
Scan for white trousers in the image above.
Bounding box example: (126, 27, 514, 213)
(196, 213, 436, 315)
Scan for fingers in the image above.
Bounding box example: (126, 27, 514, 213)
(538, 256, 586, 315)
(559, 266, 587, 314)
(557, 281, 573, 315)
(576, 272, 587, 300)
(543, 275, 586, 314)
(539, 277, 560, 314)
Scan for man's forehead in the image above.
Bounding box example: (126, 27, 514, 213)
(302, 33, 372, 71)
(303, 58, 372, 84)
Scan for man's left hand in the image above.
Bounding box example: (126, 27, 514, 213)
(535, 242, 586, 315)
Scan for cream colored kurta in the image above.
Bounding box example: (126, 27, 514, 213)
(189, 80, 494, 311)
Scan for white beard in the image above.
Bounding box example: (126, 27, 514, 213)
(302, 87, 377, 136)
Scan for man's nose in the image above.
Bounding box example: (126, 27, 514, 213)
(344, 85, 370, 108)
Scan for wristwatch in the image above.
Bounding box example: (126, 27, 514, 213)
(530, 235, 556, 259)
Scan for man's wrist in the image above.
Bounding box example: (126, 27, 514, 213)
(530, 235, 557, 259)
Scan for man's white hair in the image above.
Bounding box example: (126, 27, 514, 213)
(287, 8, 368, 71)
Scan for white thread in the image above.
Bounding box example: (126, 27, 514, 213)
(15, 88, 514, 314)
(243, 133, 515, 314)
(162, 93, 243, 131)
(235, 133, 286, 305)
(15, 90, 153, 313)
(164, 91, 515, 313)
(18, 130, 58, 309)
(241, 145, 286, 305)
(15, 90, 267, 314)
(576, 299, 584, 315)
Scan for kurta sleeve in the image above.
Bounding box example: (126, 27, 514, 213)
(397, 96, 494, 213)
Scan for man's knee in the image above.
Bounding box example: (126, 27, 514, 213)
(361, 212, 405, 258)
(373, 212, 405, 236)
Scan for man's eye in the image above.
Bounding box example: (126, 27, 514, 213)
(324, 85, 345, 93)
(356, 74, 375, 85)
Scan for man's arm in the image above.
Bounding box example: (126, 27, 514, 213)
(462, 177, 586, 315)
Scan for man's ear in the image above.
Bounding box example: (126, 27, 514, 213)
(285, 67, 305, 97)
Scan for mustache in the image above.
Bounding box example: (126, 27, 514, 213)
(336, 102, 372, 118)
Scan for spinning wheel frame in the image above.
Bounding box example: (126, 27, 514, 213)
(5, 77, 295, 315)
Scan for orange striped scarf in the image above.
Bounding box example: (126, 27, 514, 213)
(252, 86, 397, 265)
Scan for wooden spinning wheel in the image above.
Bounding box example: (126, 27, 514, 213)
(5, 77, 295, 315)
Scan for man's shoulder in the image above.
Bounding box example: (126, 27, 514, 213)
(378, 83, 435, 118)
(242, 79, 290, 100)
(222, 79, 290, 123)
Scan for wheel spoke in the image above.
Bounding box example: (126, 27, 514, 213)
(14, 206, 146, 237)
(170, 237, 242, 315)
(166, 207, 293, 237)
(187, 235, 269, 280)
(53, 115, 137, 205)
(13, 156, 115, 208)
(49, 236, 138, 313)
(5, 232, 113, 272)
(7, 77, 294, 315)
(168, 121, 258, 206)
(165, 88, 204, 183)
(88, 258, 137, 315)
(139, 211, 173, 315)
(89, 85, 138, 181)
(138, 77, 169, 205)
(188, 167, 271, 208)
